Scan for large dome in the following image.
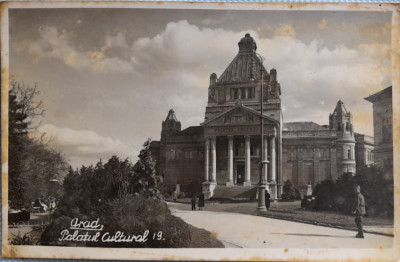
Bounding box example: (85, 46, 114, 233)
(217, 33, 267, 83)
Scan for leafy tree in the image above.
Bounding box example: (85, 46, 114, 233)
(132, 139, 163, 199)
(8, 80, 68, 209)
(57, 139, 163, 217)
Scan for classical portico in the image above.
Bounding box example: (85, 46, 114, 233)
(201, 104, 280, 199)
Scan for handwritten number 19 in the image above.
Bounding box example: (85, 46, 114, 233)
(152, 231, 163, 240)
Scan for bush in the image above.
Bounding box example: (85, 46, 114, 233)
(312, 166, 393, 217)
(355, 166, 393, 217)
(10, 232, 39, 245)
(40, 216, 74, 246)
(88, 196, 192, 248)
(313, 179, 336, 210)
(43, 196, 193, 248)
(281, 180, 296, 201)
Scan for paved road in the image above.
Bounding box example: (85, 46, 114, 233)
(168, 202, 393, 248)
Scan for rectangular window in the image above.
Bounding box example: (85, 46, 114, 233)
(247, 87, 254, 99)
(231, 89, 239, 100)
(239, 88, 244, 99)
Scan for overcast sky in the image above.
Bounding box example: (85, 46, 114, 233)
(9, 8, 392, 168)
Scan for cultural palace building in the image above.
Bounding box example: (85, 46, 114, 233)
(150, 33, 376, 200)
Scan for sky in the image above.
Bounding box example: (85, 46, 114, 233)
(9, 8, 392, 168)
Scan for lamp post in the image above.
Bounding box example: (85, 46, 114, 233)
(256, 53, 269, 211)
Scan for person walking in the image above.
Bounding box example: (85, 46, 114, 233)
(191, 195, 197, 211)
(198, 193, 205, 211)
(172, 191, 177, 202)
(353, 185, 366, 238)
(265, 189, 271, 211)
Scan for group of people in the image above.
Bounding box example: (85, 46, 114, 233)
(191, 193, 205, 211)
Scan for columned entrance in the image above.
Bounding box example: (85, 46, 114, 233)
(202, 133, 278, 186)
(201, 104, 280, 199)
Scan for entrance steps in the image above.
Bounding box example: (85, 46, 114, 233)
(211, 185, 258, 201)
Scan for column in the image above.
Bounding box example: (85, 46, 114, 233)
(226, 135, 234, 186)
(269, 134, 277, 199)
(263, 136, 269, 181)
(244, 135, 251, 186)
(210, 136, 217, 183)
(204, 138, 209, 182)
(269, 135, 276, 182)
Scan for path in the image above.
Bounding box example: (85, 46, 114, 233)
(168, 202, 393, 248)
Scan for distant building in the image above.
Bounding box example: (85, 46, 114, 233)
(151, 34, 374, 199)
(365, 86, 393, 172)
(354, 133, 374, 172)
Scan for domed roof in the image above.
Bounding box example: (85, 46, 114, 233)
(218, 33, 268, 83)
(238, 33, 257, 53)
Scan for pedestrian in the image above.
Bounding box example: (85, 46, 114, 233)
(198, 192, 205, 211)
(265, 189, 271, 210)
(191, 195, 197, 211)
(352, 185, 366, 238)
(172, 191, 177, 202)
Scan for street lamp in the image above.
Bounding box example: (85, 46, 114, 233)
(256, 53, 269, 212)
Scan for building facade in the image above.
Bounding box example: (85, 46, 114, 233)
(151, 34, 373, 199)
(365, 86, 393, 172)
(354, 133, 374, 172)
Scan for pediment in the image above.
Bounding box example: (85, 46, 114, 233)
(202, 105, 278, 126)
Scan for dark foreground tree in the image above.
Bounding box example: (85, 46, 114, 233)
(8, 80, 69, 209)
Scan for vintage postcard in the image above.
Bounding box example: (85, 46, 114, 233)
(1, 1, 399, 261)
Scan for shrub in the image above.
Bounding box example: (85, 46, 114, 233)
(313, 179, 336, 210)
(40, 216, 73, 246)
(281, 180, 296, 201)
(10, 232, 39, 245)
(354, 166, 393, 217)
(312, 166, 393, 217)
(87, 196, 191, 248)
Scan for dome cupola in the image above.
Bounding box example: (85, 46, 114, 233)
(238, 33, 257, 53)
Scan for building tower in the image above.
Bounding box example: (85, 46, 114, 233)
(205, 33, 282, 121)
(161, 109, 181, 141)
(329, 100, 356, 176)
(201, 33, 283, 199)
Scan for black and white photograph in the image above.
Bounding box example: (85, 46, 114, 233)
(1, 2, 399, 261)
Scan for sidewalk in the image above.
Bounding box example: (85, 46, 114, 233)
(167, 200, 394, 237)
(168, 202, 393, 249)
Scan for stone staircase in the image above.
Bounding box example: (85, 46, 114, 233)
(211, 185, 258, 201)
